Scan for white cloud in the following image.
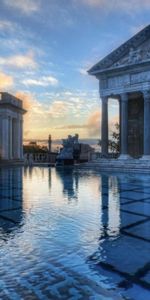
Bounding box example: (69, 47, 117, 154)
(76, 0, 150, 12)
(22, 76, 59, 87)
(3, 0, 40, 15)
(78, 68, 88, 75)
(0, 72, 14, 89)
(0, 51, 37, 69)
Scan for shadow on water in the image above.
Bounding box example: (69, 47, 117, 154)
(0, 167, 24, 237)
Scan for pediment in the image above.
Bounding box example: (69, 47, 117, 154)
(89, 25, 150, 74)
(111, 39, 150, 68)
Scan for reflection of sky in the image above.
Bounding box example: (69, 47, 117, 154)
(0, 167, 150, 299)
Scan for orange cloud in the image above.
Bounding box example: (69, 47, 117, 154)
(87, 110, 100, 136)
(15, 91, 34, 110)
(0, 72, 13, 89)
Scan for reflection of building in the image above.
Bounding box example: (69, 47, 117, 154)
(0, 92, 26, 161)
(89, 25, 150, 160)
(56, 167, 79, 200)
(0, 167, 23, 232)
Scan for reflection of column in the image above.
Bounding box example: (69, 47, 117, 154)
(101, 97, 108, 156)
(2, 115, 9, 159)
(108, 176, 120, 237)
(119, 93, 130, 159)
(141, 90, 150, 159)
(101, 175, 109, 234)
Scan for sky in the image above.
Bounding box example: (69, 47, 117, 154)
(0, 0, 150, 140)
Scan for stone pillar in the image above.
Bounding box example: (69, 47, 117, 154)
(141, 90, 150, 159)
(119, 93, 130, 159)
(101, 96, 108, 156)
(12, 118, 20, 159)
(20, 119, 24, 160)
(9, 116, 13, 160)
(2, 116, 9, 160)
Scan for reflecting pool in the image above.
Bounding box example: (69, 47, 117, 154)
(0, 167, 150, 300)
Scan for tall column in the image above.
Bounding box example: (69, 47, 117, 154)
(12, 118, 20, 159)
(119, 93, 130, 159)
(9, 116, 13, 160)
(141, 90, 150, 159)
(20, 119, 24, 160)
(2, 116, 9, 160)
(101, 96, 108, 157)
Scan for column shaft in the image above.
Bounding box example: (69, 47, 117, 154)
(119, 93, 129, 159)
(9, 117, 13, 159)
(13, 118, 20, 159)
(143, 90, 150, 157)
(2, 116, 9, 160)
(101, 97, 108, 156)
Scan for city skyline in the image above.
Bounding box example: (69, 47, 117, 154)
(0, 0, 150, 139)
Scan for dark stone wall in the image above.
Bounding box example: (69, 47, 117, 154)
(128, 97, 144, 158)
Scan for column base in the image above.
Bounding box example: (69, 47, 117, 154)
(118, 154, 132, 160)
(140, 155, 150, 160)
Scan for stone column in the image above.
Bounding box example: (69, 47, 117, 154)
(9, 116, 13, 160)
(119, 93, 130, 159)
(12, 118, 20, 159)
(141, 90, 150, 159)
(20, 119, 24, 160)
(101, 96, 108, 157)
(2, 115, 9, 160)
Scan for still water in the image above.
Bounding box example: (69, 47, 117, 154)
(0, 167, 149, 300)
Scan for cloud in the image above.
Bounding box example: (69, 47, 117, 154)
(78, 68, 88, 76)
(0, 51, 37, 69)
(76, 0, 150, 12)
(86, 110, 100, 136)
(0, 72, 14, 89)
(22, 76, 59, 87)
(0, 20, 13, 31)
(3, 0, 40, 15)
(15, 91, 35, 110)
(56, 110, 100, 136)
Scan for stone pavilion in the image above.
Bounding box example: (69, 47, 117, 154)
(88, 25, 150, 161)
(0, 92, 26, 161)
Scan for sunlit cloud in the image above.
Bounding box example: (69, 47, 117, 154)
(22, 76, 59, 87)
(0, 51, 37, 69)
(0, 72, 14, 89)
(3, 0, 41, 15)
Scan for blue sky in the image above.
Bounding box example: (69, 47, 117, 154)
(0, 0, 150, 139)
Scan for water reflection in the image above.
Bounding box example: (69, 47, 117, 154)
(56, 167, 79, 200)
(0, 167, 23, 234)
(100, 175, 120, 239)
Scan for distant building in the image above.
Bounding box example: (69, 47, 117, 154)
(0, 92, 26, 161)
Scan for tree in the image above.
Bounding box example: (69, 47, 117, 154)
(97, 123, 120, 153)
(109, 123, 120, 153)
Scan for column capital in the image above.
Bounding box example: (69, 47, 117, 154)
(143, 90, 150, 101)
(101, 96, 108, 103)
(120, 93, 128, 102)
